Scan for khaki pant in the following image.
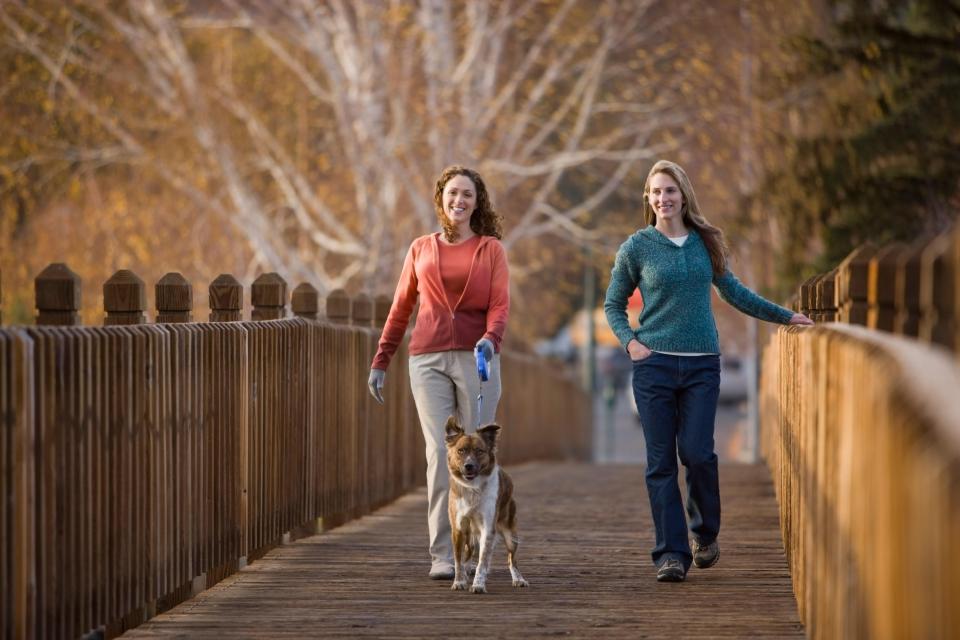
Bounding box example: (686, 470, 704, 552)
(408, 350, 502, 567)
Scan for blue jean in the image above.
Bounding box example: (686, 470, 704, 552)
(631, 352, 721, 571)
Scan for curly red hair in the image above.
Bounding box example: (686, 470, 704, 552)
(433, 165, 503, 242)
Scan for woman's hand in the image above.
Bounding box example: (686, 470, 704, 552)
(788, 313, 814, 326)
(475, 337, 494, 362)
(368, 368, 385, 404)
(627, 339, 652, 361)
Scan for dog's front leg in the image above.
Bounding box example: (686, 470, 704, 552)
(451, 525, 468, 591)
(470, 521, 496, 594)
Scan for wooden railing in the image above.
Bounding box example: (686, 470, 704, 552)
(0, 264, 592, 640)
(762, 224, 960, 639)
(789, 227, 958, 353)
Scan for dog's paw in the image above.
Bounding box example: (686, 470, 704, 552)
(451, 580, 467, 591)
(512, 578, 529, 588)
(469, 582, 487, 594)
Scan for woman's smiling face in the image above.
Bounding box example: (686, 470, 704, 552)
(647, 172, 683, 222)
(442, 174, 477, 228)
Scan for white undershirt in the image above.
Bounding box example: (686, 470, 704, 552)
(654, 234, 714, 357)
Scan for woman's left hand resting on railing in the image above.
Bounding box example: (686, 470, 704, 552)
(368, 368, 385, 404)
(788, 313, 815, 326)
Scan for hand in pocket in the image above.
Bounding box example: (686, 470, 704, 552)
(628, 340, 652, 362)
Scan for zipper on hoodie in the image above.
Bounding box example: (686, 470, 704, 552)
(437, 233, 484, 348)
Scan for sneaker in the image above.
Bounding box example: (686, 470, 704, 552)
(692, 539, 720, 569)
(428, 563, 455, 580)
(656, 558, 685, 582)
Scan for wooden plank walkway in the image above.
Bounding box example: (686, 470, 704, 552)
(124, 463, 803, 639)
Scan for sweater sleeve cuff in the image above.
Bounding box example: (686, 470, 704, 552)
(775, 307, 795, 324)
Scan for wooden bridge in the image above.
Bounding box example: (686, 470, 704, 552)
(123, 463, 803, 639)
(2, 224, 959, 640)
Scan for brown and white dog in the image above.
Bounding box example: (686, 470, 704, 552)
(445, 416, 528, 593)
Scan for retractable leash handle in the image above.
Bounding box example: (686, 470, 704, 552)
(475, 345, 490, 382)
(475, 346, 489, 428)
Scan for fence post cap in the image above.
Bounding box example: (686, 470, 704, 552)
(35, 262, 82, 310)
(211, 272, 242, 289)
(103, 269, 146, 312)
(157, 271, 190, 286)
(156, 272, 193, 323)
(291, 282, 319, 317)
(351, 293, 372, 326)
(251, 272, 288, 307)
(326, 289, 350, 323)
(36, 261, 81, 282)
(209, 274, 243, 308)
(156, 272, 193, 311)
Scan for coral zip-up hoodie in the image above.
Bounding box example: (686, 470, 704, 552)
(371, 232, 510, 371)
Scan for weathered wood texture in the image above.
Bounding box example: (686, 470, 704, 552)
(761, 324, 960, 640)
(34, 263, 81, 326)
(0, 312, 590, 640)
(800, 226, 958, 354)
(124, 463, 803, 639)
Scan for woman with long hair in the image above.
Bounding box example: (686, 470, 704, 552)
(604, 160, 812, 582)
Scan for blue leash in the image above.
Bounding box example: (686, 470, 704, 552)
(475, 346, 489, 428)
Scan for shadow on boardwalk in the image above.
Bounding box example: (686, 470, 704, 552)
(125, 463, 803, 639)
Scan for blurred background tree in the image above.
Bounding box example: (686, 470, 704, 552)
(4, 0, 950, 344)
(745, 0, 960, 295)
(1, 0, 739, 340)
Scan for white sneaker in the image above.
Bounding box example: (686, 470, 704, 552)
(428, 563, 454, 580)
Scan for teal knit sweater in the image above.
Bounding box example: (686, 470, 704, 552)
(604, 226, 794, 354)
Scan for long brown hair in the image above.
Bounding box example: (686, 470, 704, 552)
(433, 165, 503, 243)
(643, 160, 729, 276)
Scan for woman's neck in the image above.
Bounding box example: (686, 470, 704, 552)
(655, 218, 688, 238)
(443, 223, 476, 244)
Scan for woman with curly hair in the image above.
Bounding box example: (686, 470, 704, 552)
(368, 165, 510, 580)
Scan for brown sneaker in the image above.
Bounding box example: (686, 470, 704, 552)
(656, 558, 686, 582)
(692, 539, 720, 569)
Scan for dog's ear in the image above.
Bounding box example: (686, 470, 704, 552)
(444, 416, 465, 446)
(477, 423, 501, 451)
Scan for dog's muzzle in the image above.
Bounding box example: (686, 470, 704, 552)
(462, 462, 478, 479)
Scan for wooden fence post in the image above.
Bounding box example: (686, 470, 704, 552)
(155, 272, 193, 323)
(894, 240, 926, 337)
(35, 262, 82, 326)
(867, 243, 905, 332)
(836, 244, 876, 325)
(815, 269, 838, 322)
(291, 283, 319, 320)
(351, 293, 372, 328)
(919, 232, 955, 350)
(251, 273, 287, 321)
(798, 274, 820, 319)
(209, 274, 243, 322)
(1, 268, 3, 325)
(104, 269, 146, 325)
(326, 289, 350, 325)
(374, 294, 391, 329)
